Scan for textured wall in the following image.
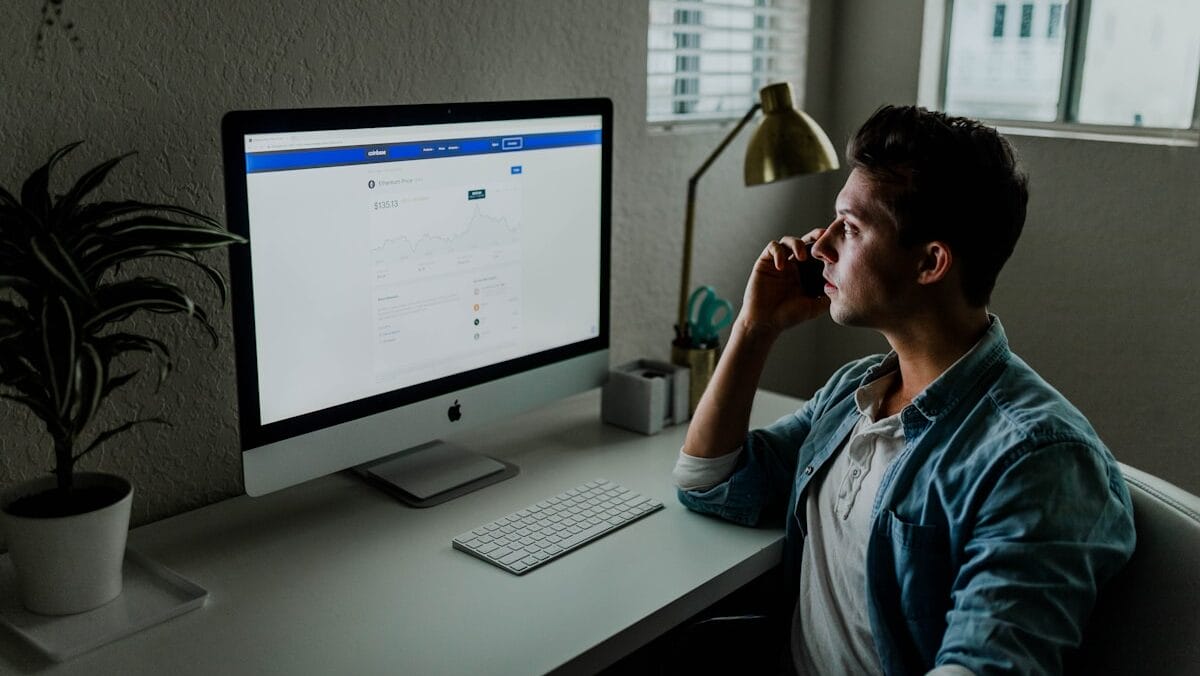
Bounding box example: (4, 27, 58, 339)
(812, 0, 1200, 493)
(0, 1, 829, 524)
(12, 0, 1184, 524)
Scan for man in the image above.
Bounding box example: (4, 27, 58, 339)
(672, 105, 1135, 675)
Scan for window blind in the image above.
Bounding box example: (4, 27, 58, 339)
(648, 0, 807, 124)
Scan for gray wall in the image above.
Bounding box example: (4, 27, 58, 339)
(2, 0, 1196, 526)
(0, 1, 828, 524)
(808, 0, 1200, 492)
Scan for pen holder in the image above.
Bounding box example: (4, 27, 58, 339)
(601, 360, 690, 434)
(671, 343, 717, 417)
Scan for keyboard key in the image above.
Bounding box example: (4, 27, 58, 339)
(499, 550, 527, 565)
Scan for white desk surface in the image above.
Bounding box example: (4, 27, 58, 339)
(0, 389, 800, 675)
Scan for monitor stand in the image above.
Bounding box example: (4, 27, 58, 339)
(353, 441, 519, 508)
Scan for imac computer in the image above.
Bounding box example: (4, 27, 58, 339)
(221, 98, 611, 505)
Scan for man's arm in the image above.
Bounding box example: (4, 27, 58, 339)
(682, 318, 781, 458)
(682, 234, 829, 459)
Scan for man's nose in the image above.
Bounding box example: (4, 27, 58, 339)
(811, 229, 836, 263)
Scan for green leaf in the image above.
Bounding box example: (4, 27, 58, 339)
(52, 153, 134, 227)
(98, 220, 243, 247)
(20, 142, 84, 220)
(80, 215, 243, 255)
(0, 273, 37, 294)
(0, 349, 53, 417)
(0, 392, 59, 431)
(0, 369, 46, 400)
(88, 278, 193, 326)
(31, 233, 92, 300)
(0, 197, 40, 249)
(0, 321, 22, 341)
(96, 332, 172, 387)
(0, 299, 30, 340)
(79, 220, 244, 282)
(141, 250, 230, 306)
(71, 342, 106, 434)
(0, 350, 43, 381)
(86, 279, 219, 347)
(74, 417, 169, 463)
(40, 295, 77, 418)
(100, 371, 139, 399)
(0, 182, 22, 211)
(72, 199, 223, 232)
(170, 301, 220, 348)
(0, 299, 29, 319)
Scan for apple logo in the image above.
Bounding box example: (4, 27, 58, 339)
(447, 399, 462, 422)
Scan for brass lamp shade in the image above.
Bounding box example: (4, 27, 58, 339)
(744, 83, 839, 186)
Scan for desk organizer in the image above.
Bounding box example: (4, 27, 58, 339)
(601, 359, 690, 434)
(0, 548, 207, 662)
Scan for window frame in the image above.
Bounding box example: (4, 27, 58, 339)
(920, 0, 1200, 145)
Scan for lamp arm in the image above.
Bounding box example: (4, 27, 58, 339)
(677, 103, 763, 336)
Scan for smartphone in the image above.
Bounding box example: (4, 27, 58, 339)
(795, 244, 825, 297)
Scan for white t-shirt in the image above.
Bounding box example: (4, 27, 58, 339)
(791, 372, 902, 675)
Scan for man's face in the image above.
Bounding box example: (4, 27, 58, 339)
(811, 168, 923, 329)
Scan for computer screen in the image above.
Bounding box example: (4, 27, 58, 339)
(222, 98, 611, 501)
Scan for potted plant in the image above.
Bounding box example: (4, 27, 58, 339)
(0, 142, 245, 615)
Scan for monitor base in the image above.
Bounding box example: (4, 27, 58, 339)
(354, 441, 518, 508)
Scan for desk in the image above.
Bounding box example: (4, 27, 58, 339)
(0, 389, 799, 675)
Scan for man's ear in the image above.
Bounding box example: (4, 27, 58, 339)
(915, 241, 953, 286)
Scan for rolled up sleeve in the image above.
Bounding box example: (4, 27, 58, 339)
(676, 402, 816, 528)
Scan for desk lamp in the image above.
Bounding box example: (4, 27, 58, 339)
(672, 82, 839, 414)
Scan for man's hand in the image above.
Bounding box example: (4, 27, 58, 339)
(682, 230, 831, 459)
(741, 230, 831, 336)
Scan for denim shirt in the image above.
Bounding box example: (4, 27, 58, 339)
(677, 318, 1136, 675)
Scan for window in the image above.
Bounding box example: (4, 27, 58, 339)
(647, 0, 807, 125)
(1019, 4, 1034, 38)
(1047, 3, 1063, 38)
(931, 0, 1200, 133)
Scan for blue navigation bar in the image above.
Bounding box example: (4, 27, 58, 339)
(245, 129, 601, 173)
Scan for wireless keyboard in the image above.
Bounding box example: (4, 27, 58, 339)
(452, 479, 664, 574)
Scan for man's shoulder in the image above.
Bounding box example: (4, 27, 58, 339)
(980, 352, 1102, 449)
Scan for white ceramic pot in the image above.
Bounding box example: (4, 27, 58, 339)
(0, 472, 133, 615)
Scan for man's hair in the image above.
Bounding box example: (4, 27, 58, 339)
(846, 105, 1028, 307)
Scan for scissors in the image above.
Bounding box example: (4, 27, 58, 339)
(687, 285, 733, 347)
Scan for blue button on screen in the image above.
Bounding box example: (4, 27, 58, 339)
(511, 166, 522, 175)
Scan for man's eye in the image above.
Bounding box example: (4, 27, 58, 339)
(843, 224, 857, 236)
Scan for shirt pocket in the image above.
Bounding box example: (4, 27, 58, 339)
(886, 510, 952, 622)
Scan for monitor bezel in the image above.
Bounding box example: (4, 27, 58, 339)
(221, 98, 612, 452)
